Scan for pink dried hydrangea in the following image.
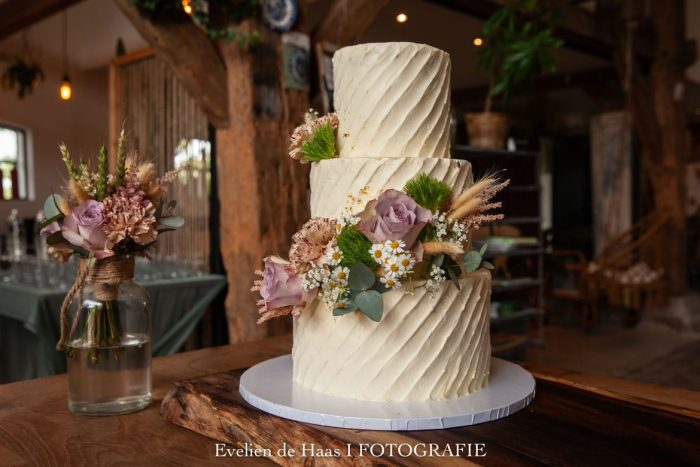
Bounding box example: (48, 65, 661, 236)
(289, 110, 339, 163)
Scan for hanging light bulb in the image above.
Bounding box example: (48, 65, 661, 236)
(58, 10, 72, 101)
(59, 74, 72, 100)
(182, 0, 193, 15)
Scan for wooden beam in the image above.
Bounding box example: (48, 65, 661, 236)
(216, 21, 311, 343)
(0, 0, 84, 41)
(424, 0, 655, 60)
(314, 0, 390, 45)
(113, 0, 229, 128)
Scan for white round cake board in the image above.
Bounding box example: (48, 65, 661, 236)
(239, 355, 535, 431)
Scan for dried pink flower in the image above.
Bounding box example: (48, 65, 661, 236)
(459, 178, 510, 231)
(288, 217, 336, 273)
(289, 110, 339, 163)
(102, 186, 158, 249)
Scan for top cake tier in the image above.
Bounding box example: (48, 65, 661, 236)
(333, 42, 451, 159)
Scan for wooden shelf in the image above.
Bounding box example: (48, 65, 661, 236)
(492, 308, 543, 325)
(493, 277, 542, 292)
(508, 184, 540, 192)
(484, 247, 543, 259)
(452, 145, 539, 158)
(494, 216, 542, 225)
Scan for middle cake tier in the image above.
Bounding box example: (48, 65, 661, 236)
(310, 158, 472, 219)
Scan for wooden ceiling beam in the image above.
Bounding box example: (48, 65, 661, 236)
(424, 0, 655, 60)
(314, 0, 390, 45)
(0, 0, 84, 41)
(113, 0, 229, 128)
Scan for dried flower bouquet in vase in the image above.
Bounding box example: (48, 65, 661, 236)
(40, 130, 184, 415)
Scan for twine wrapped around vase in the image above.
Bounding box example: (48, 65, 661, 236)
(56, 256, 135, 351)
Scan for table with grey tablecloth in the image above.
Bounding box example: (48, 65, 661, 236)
(0, 274, 226, 383)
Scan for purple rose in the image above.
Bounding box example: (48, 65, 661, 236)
(260, 257, 313, 313)
(358, 189, 432, 247)
(61, 200, 113, 259)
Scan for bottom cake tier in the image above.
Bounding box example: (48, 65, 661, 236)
(292, 269, 492, 401)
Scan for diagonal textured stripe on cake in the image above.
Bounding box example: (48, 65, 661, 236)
(293, 270, 491, 401)
(293, 42, 492, 402)
(334, 42, 452, 159)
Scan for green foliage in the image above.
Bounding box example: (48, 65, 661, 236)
(477, 0, 563, 109)
(348, 263, 376, 291)
(333, 299, 357, 316)
(404, 173, 453, 211)
(340, 263, 384, 322)
(354, 290, 383, 322)
(96, 145, 109, 201)
(464, 244, 494, 273)
(115, 129, 128, 186)
(129, 0, 261, 47)
(0, 54, 45, 99)
(301, 124, 337, 162)
(43, 194, 66, 219)
(337, 226, 375, 270)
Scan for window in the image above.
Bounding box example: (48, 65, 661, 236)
(0, 124, 29, 200)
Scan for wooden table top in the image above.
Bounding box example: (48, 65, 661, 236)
(1, 334, 699, 466)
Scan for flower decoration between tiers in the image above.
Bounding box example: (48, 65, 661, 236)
(256, 112, 511, 324)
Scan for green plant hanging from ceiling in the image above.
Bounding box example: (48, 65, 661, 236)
(477, 0, 564, 112)
(129, 0, 261, 47)
(0, 54, 45, 99)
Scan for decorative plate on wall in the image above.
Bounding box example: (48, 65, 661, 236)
(261, 0, 298, 32)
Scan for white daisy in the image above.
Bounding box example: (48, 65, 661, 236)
(383, 239, 406, 254)
(325, 245, 343, 266)
(398, 253, 416, 272)
(332, 266, 350, 284)
(369, 244, 386, 264)
(380, 275, 401, 289)
(384, 256, 405, 276)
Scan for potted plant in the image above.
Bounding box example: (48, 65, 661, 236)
(466, 0, 563, 149)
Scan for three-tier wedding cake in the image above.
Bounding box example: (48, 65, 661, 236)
(253, 42, 509, 403)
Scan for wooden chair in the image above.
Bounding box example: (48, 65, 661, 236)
(547, 211, 670, 331)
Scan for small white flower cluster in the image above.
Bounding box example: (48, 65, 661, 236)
(304, 245, 352, 308)
(431, 210, 469, 246)
(302, 265, 330, 291)
(431, 211, 449, 240)
(425, 264, 446, 296)
(335, 213, 360, 234)
(369, 239, 416, 290)
(451, 220, 468, 244)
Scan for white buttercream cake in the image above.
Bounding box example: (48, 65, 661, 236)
(292, 43, 491, 401)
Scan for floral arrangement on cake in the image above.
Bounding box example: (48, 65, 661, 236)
(40, 130, 184, 262)
(253, 111, 509, 324)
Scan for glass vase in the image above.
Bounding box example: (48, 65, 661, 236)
(65, 257, 152, 416)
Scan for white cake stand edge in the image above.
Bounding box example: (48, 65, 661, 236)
(239, 355, 535, 431)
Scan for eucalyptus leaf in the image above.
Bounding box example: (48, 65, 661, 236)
(447, 265, 461, 290)
(39, 213, 62, 229)
(355, 290, 383, 322)
(43, 194, 65, 219)
(464, 251, 482, 273)
(482, 261, 495, 270)
(431, 253, 445, 269)
(45, 231, 65, 246)
(158, 216, 185, 229)
(348, 262, 376, 291)
(479, 243, 488, 256)
(333, 300, 357, 316)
